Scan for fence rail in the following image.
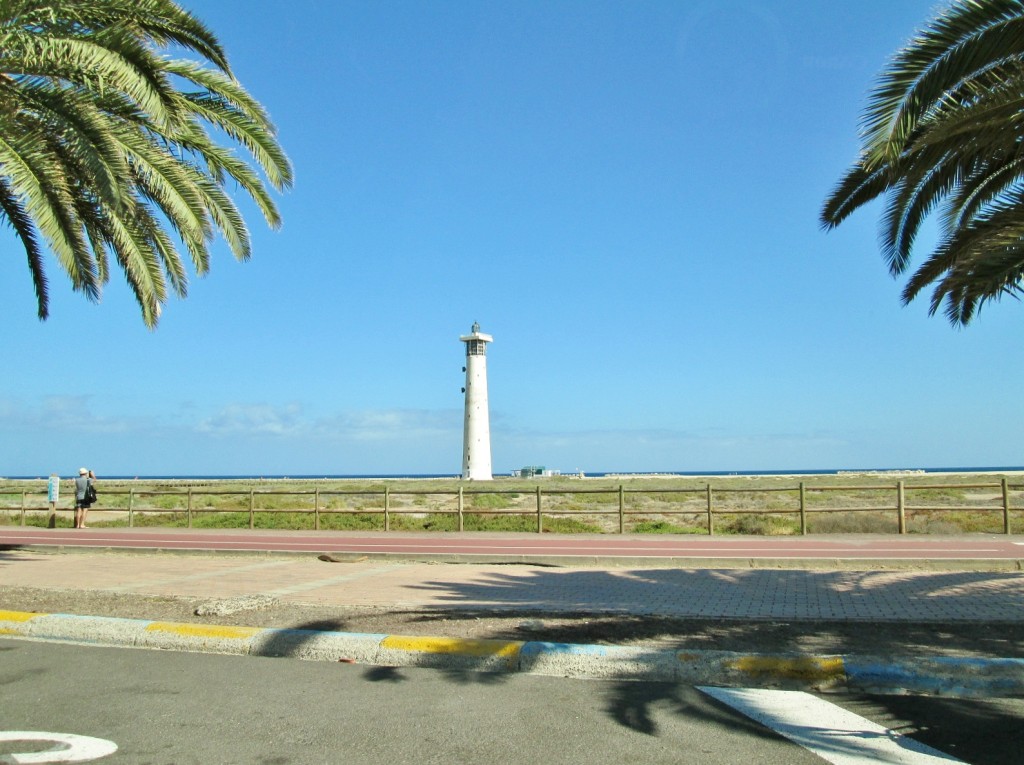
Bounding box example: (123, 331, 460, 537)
(2, 478, 1021, 535)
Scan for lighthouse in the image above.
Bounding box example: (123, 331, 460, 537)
(460, 322, 493, 481)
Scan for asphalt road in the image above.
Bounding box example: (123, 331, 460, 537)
(4, 527, 1024, 564)
(2, 639, 1021, 765)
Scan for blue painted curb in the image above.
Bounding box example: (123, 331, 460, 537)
(844, 656, 1024, 697)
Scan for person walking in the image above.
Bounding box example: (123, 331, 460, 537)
(74, 468, 96, 528)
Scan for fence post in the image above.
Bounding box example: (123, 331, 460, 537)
(384, 486, 390, 532)
(897, 480, 906, 534)
(128, 488, 134, 527)
(187, 488, 193, 529)
(314, 487, 320, 531)
(706, 484, 714, 535)
(1002, 477, 1011, 535)
(458, 486, 464, 532)
(249, 490, 255, 530)
(799, 481, 807, 535)
(618, 485, 625, 534)
(536, 486, 542, 533)
(20, 491, 26, 526)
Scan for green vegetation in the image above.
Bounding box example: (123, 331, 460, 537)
(906, 510, 1003, 535)
(808, 511, 897, 535)
(0, 0, 292, 326)
(630, 518, 705, 535)
(542, 516, 604, 534)
(717, 513, 799, 536)
(1, 472, 1020, 535)
(467, 492, 516, 509)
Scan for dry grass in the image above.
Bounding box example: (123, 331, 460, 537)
(2, 472, 1021, 535)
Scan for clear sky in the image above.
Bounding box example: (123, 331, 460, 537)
(2, 0, 1020, 477)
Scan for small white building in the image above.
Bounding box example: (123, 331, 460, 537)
(511, 466, 561, 478)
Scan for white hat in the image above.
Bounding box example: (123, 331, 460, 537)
(79, 467, 88, 474)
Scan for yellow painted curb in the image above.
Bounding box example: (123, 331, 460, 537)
(0, 610, 44, 622)
(381, 635, 523, 658)
(725, 655, 846, 682)
(145, 622, 262, 640)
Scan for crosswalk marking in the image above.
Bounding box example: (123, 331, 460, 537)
(697, 687, 962, 764)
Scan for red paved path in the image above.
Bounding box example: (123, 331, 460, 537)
(3, 527, 1023, 563)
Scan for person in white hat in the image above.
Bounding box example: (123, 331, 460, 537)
(73, 468, 96, 528)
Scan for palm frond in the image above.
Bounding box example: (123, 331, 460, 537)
(0, 0, 290, 326)
(824, 0, 1024, 325)
(0, 176, 49, 318)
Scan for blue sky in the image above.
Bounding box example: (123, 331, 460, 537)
(2, 0, 1021, 477)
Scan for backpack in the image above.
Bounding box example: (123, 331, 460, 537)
(85, 481, 97, 503)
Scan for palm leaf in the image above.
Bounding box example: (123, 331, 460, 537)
(823, 0, 1024, 325)
(0, 0, 290, 325)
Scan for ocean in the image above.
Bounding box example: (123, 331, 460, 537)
(11, 466, 1023, 480)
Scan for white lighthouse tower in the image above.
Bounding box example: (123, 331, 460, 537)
(460, 321, 493, 481)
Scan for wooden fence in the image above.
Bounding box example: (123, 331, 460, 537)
(1, 478, 1020, 534)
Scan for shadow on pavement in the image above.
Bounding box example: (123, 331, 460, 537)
(604, 682, 784, 740)
(401, 609, 1024, 659)
(841, 694, 1024, 765)
(409, 567, 1024, 620)
(370, 566, 1024, 735)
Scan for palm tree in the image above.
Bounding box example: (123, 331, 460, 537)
(822, 0, 1024, 325)
(0, 0, 292, 327)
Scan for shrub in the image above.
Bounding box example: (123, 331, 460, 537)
(908, 510, 1002, 534)
(319, 512, 383, 531)
(464, 514, 535, 532)
(809, 511, 896, 534)
(631, 519, 705, 534)
(468, 493, 514, 510)
(391, 512, 457, 532)
(133, 512, 189, 527)
(544, 517, 604, 533)
(718, 513, 798, 535)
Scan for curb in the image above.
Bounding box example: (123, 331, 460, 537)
(2, 609, 1022, 697)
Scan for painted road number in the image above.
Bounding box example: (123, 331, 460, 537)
(0, 732, 117, 764)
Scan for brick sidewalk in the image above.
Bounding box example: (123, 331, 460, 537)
(2, 549, 1022, 621)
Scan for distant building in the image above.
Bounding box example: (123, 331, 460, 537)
(511, 466, 561, 478)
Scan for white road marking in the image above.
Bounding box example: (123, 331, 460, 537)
(0, 731, 117, 763)
(266, 563, 406, 596)
(104, 559, 293, 592)
(697, 688, 962, 764)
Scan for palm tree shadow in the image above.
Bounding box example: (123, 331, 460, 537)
(606, 681, 683, 735)
(402, 564, 1024, 734)
(0, 546, 43, 572)
(814, 694, 1022, 765)
(406, 566, 1024, 657)
(604, 682, 784, 739)
(248, 564, 1024, 741)
(363, 666, 405, 683)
